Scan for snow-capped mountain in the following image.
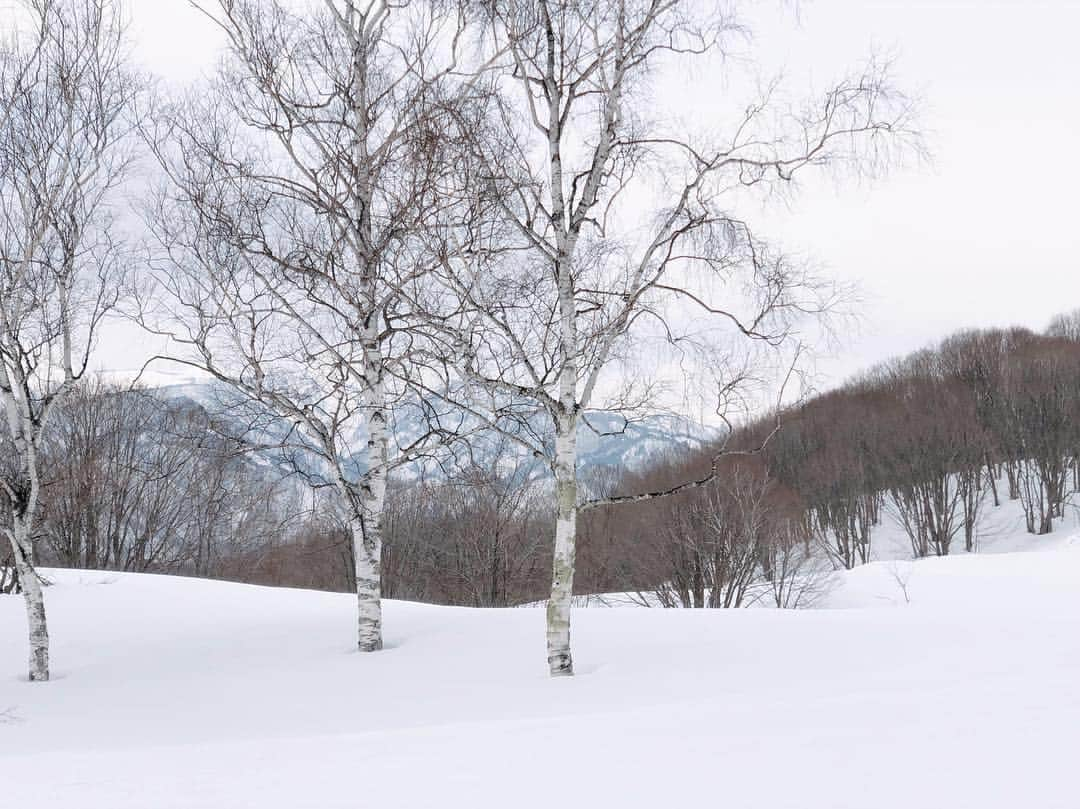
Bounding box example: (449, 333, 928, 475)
(153, 381, 722, 480)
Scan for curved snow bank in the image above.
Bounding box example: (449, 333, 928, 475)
(2, 550, 1079, 808)
(825, 535, 1080, 610)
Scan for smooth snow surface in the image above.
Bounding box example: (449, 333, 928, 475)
(3, 540, 1080, 808)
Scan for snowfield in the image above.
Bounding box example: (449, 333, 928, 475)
(3, 536, 1080, 808)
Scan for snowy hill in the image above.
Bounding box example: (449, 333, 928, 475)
(3, 536, 1080, 808)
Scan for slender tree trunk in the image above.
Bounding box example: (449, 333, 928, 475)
(343, 6, 385, 653)
(547, 416, 578, 676)
(1, 383, 50, 680)
(350, 318, 388, 652)
(490, 531, 501, 608)
(1006, 460, 1019, 500)
(350, 512, 382, 652)
(691, 567, 705, 608)
(985, 454, 1000, 507)
(9, 522, 49, 681)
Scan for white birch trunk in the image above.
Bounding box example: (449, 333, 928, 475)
(349, 511, 383, 652)
(351, 286, 387, 652)
(9, 520, 49, 681)
(345, 2, 384, 654)
(344, 341, 387, 653)
(353, 398, 388, 651)
(0, 364, 50, 681)
(547, 416, 579, 676)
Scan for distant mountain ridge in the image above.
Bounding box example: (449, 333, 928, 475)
(153, 381, 722, 480)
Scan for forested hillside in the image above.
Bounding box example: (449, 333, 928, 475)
(5, 314, 1079, 610)
(576, 314, 1080, 605)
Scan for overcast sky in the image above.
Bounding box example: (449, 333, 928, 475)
(20, 0, 1078, 392)
(750, 0, 1080, 384)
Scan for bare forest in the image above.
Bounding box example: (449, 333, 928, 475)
(7, 318, 1080, 616)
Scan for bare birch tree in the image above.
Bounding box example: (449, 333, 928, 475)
(0, 0, 137, 681)
(139, 0, 476, 651)
(425, 0, 920, 675)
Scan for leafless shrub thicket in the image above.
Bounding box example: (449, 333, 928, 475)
(1, 381, 302, 581)
(4, 381, 552, 606)
(35, 382, 299, 576)
(573, 453, 832, 609)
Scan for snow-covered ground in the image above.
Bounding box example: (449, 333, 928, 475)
(3, 519, 1079, 807)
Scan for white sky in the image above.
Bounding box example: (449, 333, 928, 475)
(749, 0, 1080, 384)
(27, 0, 1080, 391)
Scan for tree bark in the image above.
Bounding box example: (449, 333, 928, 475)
(350, 513, 383, 652)
(546, 417, 578, 677)
(10, 522, 49, 681)
(352, 315, 387, 653)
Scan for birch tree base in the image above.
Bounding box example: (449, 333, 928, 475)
(547, 651, 573, 677)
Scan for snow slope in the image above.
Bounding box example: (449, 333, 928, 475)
(2, 543, 1080, 808)
(867, 480, 1080, 561)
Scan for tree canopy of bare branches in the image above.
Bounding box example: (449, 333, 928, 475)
(140, 0, 479, 652)
(421, 0, 920, 675)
